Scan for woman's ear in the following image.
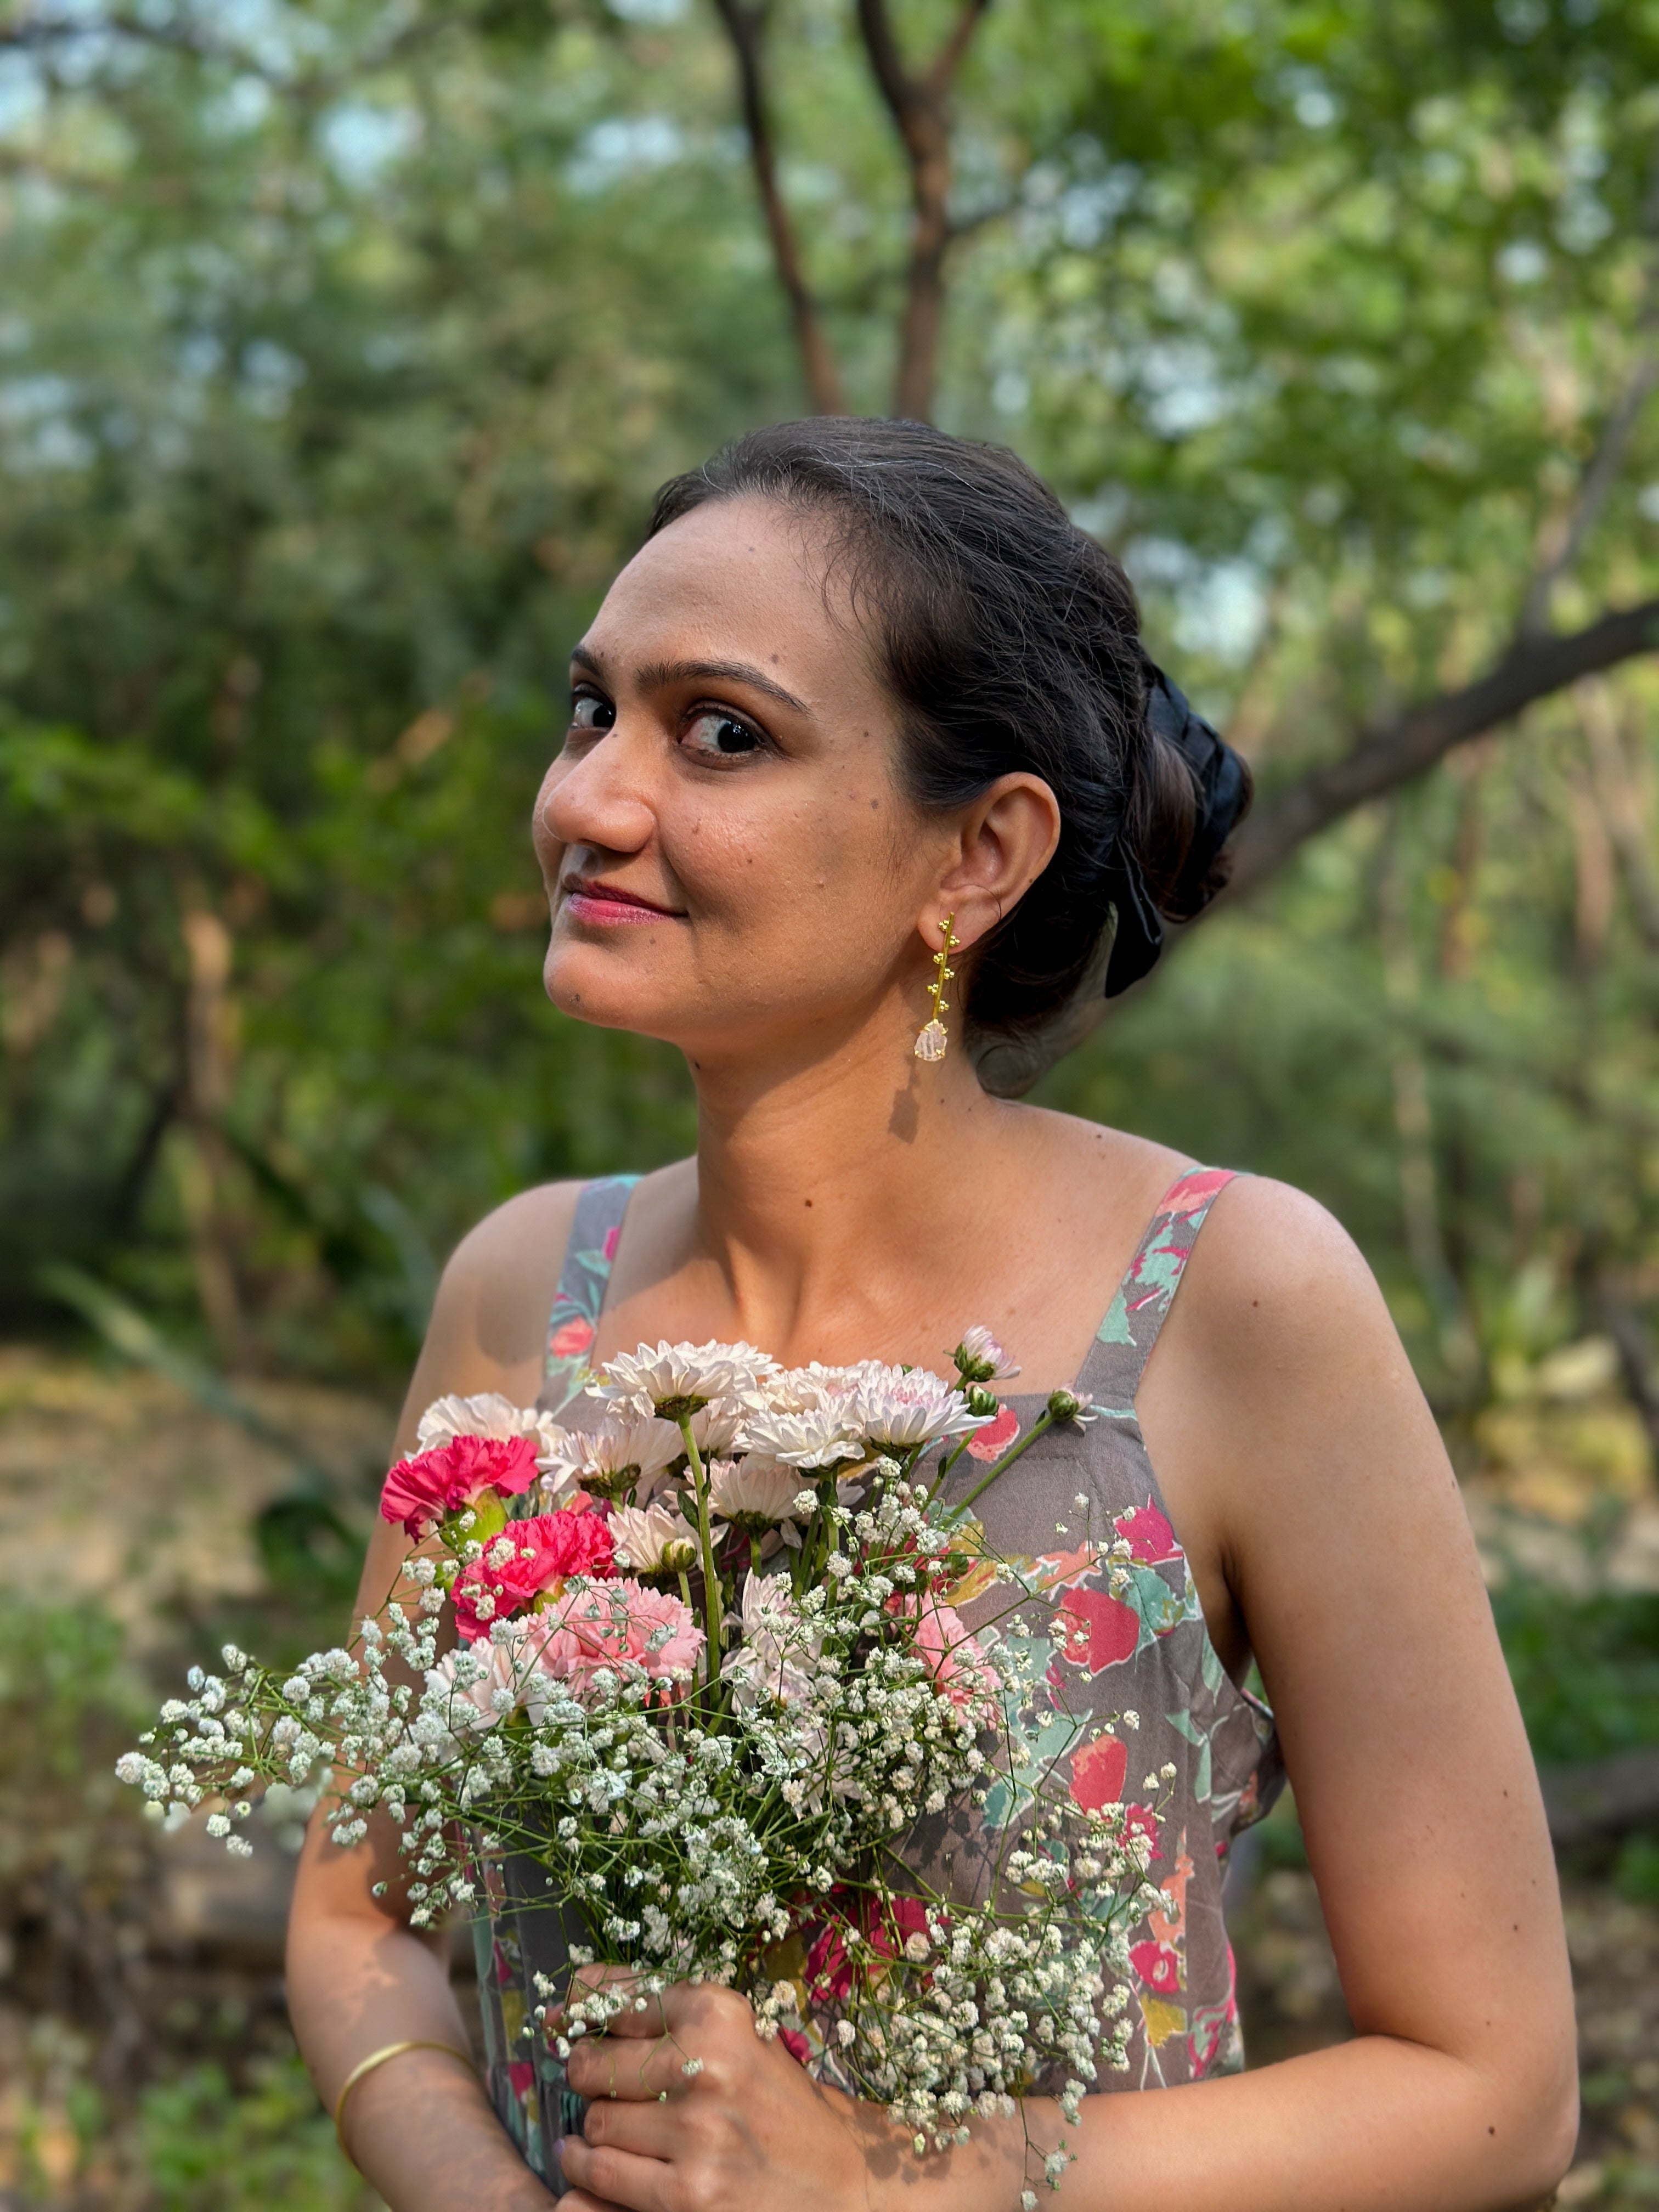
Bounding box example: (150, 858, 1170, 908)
(929, 774, 1062, 952)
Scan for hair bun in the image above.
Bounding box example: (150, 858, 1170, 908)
(1101, 664, 1252, 1000)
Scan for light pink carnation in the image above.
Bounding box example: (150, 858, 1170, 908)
(538, 1578, 704, 1700)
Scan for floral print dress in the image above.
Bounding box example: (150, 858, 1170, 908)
(474, 1167, 1283, 2179)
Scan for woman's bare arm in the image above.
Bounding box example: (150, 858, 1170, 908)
(284, 1182, 582, 2211)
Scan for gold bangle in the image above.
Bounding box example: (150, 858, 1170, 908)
(332, 2038, 476, 2169)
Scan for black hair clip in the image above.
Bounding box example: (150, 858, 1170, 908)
(1101, 662, 1249, 998)
(1101, 848, 1164, 998)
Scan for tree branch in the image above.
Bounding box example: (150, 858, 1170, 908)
(853, 0, 990, 420)
(708, 0, 846, 416)
(1226, 598, 1659, 900)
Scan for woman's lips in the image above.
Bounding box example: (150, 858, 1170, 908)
(562, 881, 681, 927)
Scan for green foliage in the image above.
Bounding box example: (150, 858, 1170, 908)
(1493, 1581, 1659, 1765)
(137, 2055, 374, 2212)
(0, 0, 1654, 1433)
(1615, 1831, 1659, 1906)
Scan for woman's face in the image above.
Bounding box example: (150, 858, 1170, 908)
(534, 496, 970, 1068)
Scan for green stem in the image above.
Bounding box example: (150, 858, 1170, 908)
(748, 1533, 763, 1582)
(927, 1435, 973, 1504)
(947, 1408, 1056, 1520)
(678, 1415, 724, 1685)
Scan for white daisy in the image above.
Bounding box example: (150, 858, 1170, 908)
(725, 1572, 821, 1709)
(539, 1412, 684, 1502)
(742, 1400, 865, 1470)
(687, 1397, 746, 1459)
(707, 1457, 813, 1530)
(610, 1500, 701, 1575)
(416, 1392, 561, 1455)
(594, 1340, 778, 1420)
(849, 1366, 992, 1450)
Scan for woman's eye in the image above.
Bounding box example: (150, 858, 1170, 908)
(569, 694, 616, 732)
(682, 709, 763, 761)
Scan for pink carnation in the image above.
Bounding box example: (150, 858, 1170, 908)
(453, 1510, 617, 1644)
(379, 1433, 539, 1539)
(537, 1578, 704, 1700)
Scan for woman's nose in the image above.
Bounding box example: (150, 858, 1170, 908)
(539, 727, 658, 856)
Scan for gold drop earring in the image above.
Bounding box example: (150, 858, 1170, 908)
(913, 914, 957, 1063)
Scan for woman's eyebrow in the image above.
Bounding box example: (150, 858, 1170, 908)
(569, 641, 810, 718)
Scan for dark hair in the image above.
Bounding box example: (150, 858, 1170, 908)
(648, 417, 1250, 1041)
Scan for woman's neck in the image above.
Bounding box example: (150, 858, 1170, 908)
(676, 1007, 1019, 1352)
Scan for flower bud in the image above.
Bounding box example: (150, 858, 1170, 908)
(1046, 1387, 1096, 1425)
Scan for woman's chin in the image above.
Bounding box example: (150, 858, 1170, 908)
(544, 947, 681, 1039)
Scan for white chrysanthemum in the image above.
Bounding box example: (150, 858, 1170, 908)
(594, 1340, 778, 1419)
(539, 1412, 684, 1501)
(426, 1620, 551, 1736)
(687, 1397, 745, 1459)
(610, 1500, 701, 1573)
(725, 1572, 821, 1710)
(761, 1362, 869, 1414)
(707, 1457, 812, 1529)
(952, 1326, 1022, 1383)
(417, 1391, 560, 1455)
(849, 1366, 992, 1450)
(743, 1400, 865, 1470)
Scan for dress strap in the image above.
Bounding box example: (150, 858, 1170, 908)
(541, 1174, 640, 1416)
(1078, 1166, 1239, 1418)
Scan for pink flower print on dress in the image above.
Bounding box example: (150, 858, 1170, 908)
(1130, 1940, 1182, 1997)
(1112, 1496, 1181, 1564)
(1161, 1165, 1235, 1211)
(1124, 1802, 1160, 1857)
(548, 1316, 595, 1362)
(965, 1403, 1020, 1462)
(1054, 1584, 1139, 1673)
(1147, 1835, 1194, 1950)
(1069, 1731, 1128, 1813)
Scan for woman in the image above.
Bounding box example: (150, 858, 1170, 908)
(287, 417, 1577, 2211)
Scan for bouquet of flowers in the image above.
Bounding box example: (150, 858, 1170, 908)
(119, 1331, 1171, 2190)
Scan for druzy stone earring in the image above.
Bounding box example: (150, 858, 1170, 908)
(913, 913, 957, 1063)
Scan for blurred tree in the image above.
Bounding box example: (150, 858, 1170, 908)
(0, 0, 1654, 1442)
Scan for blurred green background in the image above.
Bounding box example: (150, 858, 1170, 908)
(2, 0, 1658, 2202)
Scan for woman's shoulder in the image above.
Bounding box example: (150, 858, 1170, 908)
(1154, 1170, 1414, 1465)
(399, 1179, 594, 1428)
(442, 1176, 588, 1293)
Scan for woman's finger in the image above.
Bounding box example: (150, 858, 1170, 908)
(558, 2132, 676, 2212)
(565, 2029, 688, 2103)
(579, 2093, 682, 2161)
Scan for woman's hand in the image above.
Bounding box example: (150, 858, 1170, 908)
(556, 1978, 1029, 2212)
(557, 1980, 872, 2212)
